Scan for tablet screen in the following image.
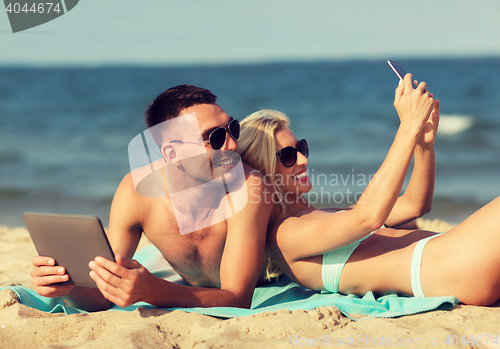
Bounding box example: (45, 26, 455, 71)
(22, 212, 115, 288)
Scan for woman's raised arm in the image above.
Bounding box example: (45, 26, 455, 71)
(278, 74, 435, 261)
(385, 99, 440, 227)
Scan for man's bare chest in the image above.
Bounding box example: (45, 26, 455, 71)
(142, 210, 228, 287)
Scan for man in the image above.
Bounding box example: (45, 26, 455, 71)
(31, 85, 274, 311)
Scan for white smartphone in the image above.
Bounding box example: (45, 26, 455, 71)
(387, 60, 407, 80)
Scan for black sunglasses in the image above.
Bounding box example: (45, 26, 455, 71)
(207, 118, 240, 150)
(276, 139, 309, 167)
(172, 118, 240, 150)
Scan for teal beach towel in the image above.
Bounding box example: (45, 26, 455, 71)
(1, 245, 459, 320)
(1, 279, 458, 321)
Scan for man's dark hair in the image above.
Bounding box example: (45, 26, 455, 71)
(144, 85, 218, 128)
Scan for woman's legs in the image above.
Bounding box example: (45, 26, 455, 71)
(421, 196, 500, 304)
(339, 197, 500, 303)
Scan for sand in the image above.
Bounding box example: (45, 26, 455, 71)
(1, 221, 500, 349)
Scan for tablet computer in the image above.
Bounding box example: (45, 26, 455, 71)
(22, 212, 115, 288)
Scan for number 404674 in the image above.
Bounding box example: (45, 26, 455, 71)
(444, 335, 498, 346)
(5, 2, 62, 14)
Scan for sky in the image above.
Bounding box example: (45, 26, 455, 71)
(1, 0, 500, 66)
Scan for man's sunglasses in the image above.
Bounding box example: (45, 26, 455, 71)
(276, 139, 309, 167)
(172, 118, 240, 150)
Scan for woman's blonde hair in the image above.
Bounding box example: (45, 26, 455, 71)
(237, 109, 291, 281)
(237, 109, 291, 211)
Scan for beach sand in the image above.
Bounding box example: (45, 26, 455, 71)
(1, 221, 500, 349)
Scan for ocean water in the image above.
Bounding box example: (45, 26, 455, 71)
(1, 58, 499, 227)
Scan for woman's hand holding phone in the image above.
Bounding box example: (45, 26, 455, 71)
(393, 73, 435, 136)
(387, 60, 439, 140)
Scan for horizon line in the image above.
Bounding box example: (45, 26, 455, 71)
(0, 54, 499, 69)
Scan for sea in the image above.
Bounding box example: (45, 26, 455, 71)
(1, 58, 499, 227)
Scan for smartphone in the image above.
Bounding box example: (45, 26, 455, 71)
(387, 60, 406, 80)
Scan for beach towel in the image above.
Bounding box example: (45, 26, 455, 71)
(1, 245, 459, 321)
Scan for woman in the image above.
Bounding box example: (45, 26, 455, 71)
(238, 74, 500, 305)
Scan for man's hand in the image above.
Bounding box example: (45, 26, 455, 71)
(31, 256, 74, 298)
(89, 255, 156, 307)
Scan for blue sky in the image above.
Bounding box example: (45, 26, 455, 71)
(1, 0, 499, 66)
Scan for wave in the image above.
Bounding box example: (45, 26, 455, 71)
(438, 114, 474, 136)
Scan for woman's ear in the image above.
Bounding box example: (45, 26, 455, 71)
(161, 143, 181, 167)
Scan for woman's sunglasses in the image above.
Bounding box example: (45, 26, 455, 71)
(172, 118, 240, 150)
(276, 139, 309, 167)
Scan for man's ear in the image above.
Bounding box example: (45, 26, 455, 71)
(161, 143, 181, 167)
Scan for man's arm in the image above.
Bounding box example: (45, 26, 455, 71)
(89, 169, 274, 308)
(217, 170, 274, 307)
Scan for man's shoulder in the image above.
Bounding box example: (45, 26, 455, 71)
(118, 171, 167, 199)
(237, 163, 275, 213)
(242, 163, 272, 190)
(242, 163, 264, 181)
(113, 172, 155, 211)
(111, 172, 174, 231)
(116, 172, 138, 195)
